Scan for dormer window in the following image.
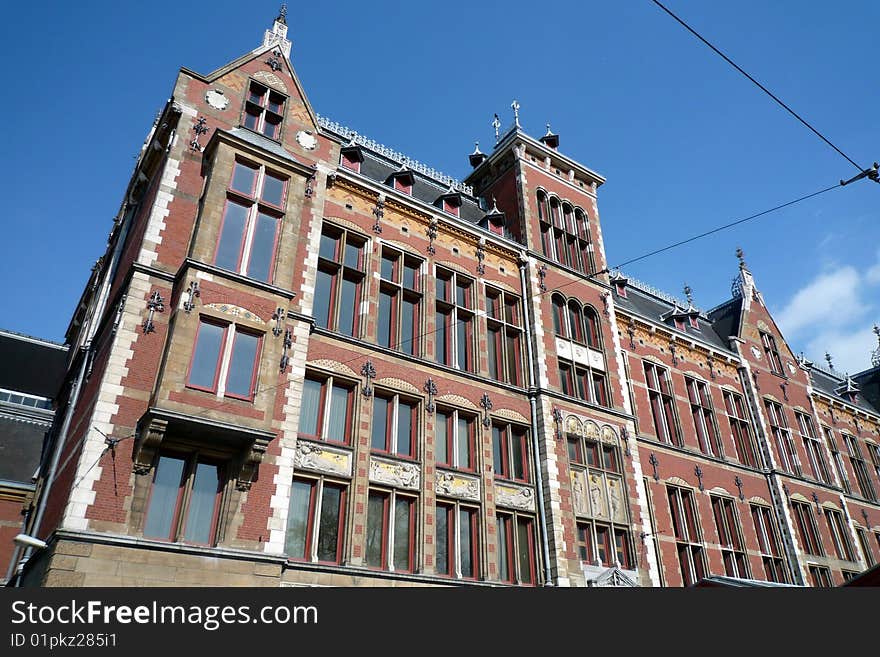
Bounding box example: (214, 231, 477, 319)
(443, 198, 460, 216)
(674, 318, 686, 331)
(340, 146, 363, 173)
(388, 169, 414, 195)
(688, 316, 699, 329)
(243, 81, 286, 140)
(436, 192, 462, 217)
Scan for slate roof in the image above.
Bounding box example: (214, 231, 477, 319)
(612, 281, 735, 354)
(0, 330, 68, 400)
(810, 363, 880, 415)
(227, 128, 303, 164)
(0, 413, 48, 484)
(852, 366, 880, 412)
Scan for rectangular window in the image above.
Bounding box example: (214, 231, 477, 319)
(298, 373, 355, 445)
(711, 496, 749, 578)
(371, 393, 417, 458)
(435, 267, 474, 372)
(435, 501, 479, 579)
(823, 427, 852, 493)
(796, 412, 831, 484)
(435, 408, 476, 471)
(760, 331, 784, 375)
(842, 433, 877, 502)
(750, 504, 787, 583)
(644, 362, 682, 446)
(187, 319, 261, 400)
(856, 526, 876, 567)
(492, 422, 530, 483)
(378, 248, 423, 356)
(686, 377, 722, 457)
(824, 508, 854, 561)
(808, 564, 833, 587)
(285, 478, 346, 563)
(791, 499, 824, 556)
(143, 454, 223, 545)
(497, 512, 538, 585)
(723, 391, 758, 467)
(764, 400, 800, 475)
(667, 486, 705, 586)
(486, 287, 524, 386)
(315, 224, 367, 337)
(366, 490, 416, 573)
(866, 442, 880, 490)
(242, 80, 285, 139)
(215, 161, 286, 283)
(576, 521, 632, 569)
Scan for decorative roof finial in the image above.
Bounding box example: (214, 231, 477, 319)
(277, 3, 288, 25)
(872, 324, 880, 368)
(492, 113, 501, 142)
(472, 141, 482, 155)
(736, 246, 746, 270)
(545, 123, 552, 136)
(511, 100, 520, 128)
(684, 284, 693, 307)
(825, 352, 834, 369)
(469, 141, 487, 168)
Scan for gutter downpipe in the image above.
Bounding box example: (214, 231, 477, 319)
(519, 256, 554, 586)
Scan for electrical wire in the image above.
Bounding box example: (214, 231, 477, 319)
(650, 0, 865, 172)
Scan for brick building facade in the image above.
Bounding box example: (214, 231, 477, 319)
(10, 12, 880, 587)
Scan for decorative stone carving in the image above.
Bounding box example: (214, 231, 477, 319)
(203, 303, 265, 324)
(584, 421, 599, 441)
(600, 425, 618, 445)
(294, 440, 352, 477)
(607, 477, 626, 523)
(236, 440, 267, 491)
(571, 470, 590, 516)
(369, 457, 420, 490)
(205, 89, 229, 111)
(435, 470, 480, 501)
(132, 417, 168, 475)
(496, 484, 535, 511)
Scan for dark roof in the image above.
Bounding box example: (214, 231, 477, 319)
(707, 297, 742, 343)
(358, 151, 486, 225)
(0, 331, 68, 399)
(227, 128, 302, 164)
(808, 365, 880, 414)
(0, 413, 48, 483)
(842, 563, 880, 587)
(693, 575, 799, 588)
(612, 284, 734, 354)
(852, 366, 880, 413)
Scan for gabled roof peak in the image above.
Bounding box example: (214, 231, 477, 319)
(262, 5, 292, 57)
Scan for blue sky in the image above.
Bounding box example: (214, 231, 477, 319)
(1, 1, 878, 373)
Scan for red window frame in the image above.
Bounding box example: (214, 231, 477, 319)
(298, 374, 355, 446)
(492, 423, 530, 483)
(186, 319, 227, 394)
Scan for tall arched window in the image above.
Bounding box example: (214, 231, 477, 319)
(535, 192, 596, 275)
(553, 294, 610, 407)
(537, 191, 553, 260)
(575, 208, 595, 274)
(552, 294, 567, 337)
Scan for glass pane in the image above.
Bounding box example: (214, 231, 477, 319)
(435, 310, 449, 363)
(366, 493, 386, 568)
(298, 378, 321, 437)
(189, 322, 224, 389)
(505, 332, 519, 384)
(372, 397, 389, 451)
(327, 385, 350, 443)
(512, 432, 526, 480)
(487, 327, 500, 379)
(393, 498, 412, 571)
(262, 115, 280, 139)
(492, 427, 504, 476)
(183, 462, 220, 544)
(316, 485, 342, 562)
(456, 281, 470, 308)
(243, 109, 260, 130)
(397, 402, 413, 457)
(436, 506, 449, 575)
(497, 517, 510, 581)
(517, 519, 533, 584)
(314, 269, 334, 329)
(338, 275, 358, 336)
(246, 212, 277, 282)
(231, 162, 257, 195)
(381, 254, 396, 281)
(487, 293, 500, 319)
(436, 412, 449, 465)
(459, 509, 474, 578)
(436, 276, 449, 302)
(343, 240, 361, 269)
(456, 320, 469, 370)
(403, 263, 418, 289)
(401, 298, 416, 355)
(144, 456, 186, 540)
(248, 85, 264, 104)
(268, 93, 284, 113)
(215, 201, 248, 271)
(285, 480, 313, 558)
(596, 526, 609, 565)
(226, 332, 259, 397)
(378, 291, 393, 347)
(261, 173, 285, 206)
(457, 417, 471, 468)
(319, 232, 339, 261)
(505, 298, 519, 325)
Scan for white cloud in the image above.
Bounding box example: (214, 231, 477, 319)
(776, 251, 880, 374)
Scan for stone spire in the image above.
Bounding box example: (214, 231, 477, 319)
(262, 4, 292, 57)
(872, 324, 880, 368)
(731, 246, 760, 309)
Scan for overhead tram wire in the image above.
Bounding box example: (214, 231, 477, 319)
(650, 0, 867, 174)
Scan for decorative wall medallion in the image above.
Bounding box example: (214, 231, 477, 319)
(750, 345, 762, 360)
(369, 456, 420, 490)
(434, 470, 480, 501)
(294, 441, 351, 477)
(205, 89, 229, 111)
(296, 130, 318, 151)
(496, 484, 535, 511)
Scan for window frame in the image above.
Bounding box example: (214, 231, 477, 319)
(485, 285, 524, 386)
(710, 495, 750, 578)
(644, 362, 682, 446)
(723, 390, 759, 467)
(496, 511, 538, 585)
(435, 266, 475, 372)
(667, 485, 706, 586)
(242, 80, 286, 140)
(685, 376, 723, 457)
(186, 317, 262, 401)
(823, 507, 855, 562)
(371, 391, 419, 459)
(297, 372, 356, 446)
(764, 400, 801, 475)
(842, 432, 877, 502)
(314, 223, 368, 337)
(492, 421, 531, 483)
(760, 331, 785, 376)
(378, 247, 423, 356)
(435, 499, 480, 580)
(750, 503, 788, 583)
(365, 488, 417, 573)
(796, 411, 831, 484)
(284, 476, 347, 564)
(435, 406, 477, 472)
(791, 499, 824, 557)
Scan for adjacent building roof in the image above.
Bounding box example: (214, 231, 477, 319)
(0, 413, 48, 484)
(808, 363, 880, 415)
(0, 330, 67, 400)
